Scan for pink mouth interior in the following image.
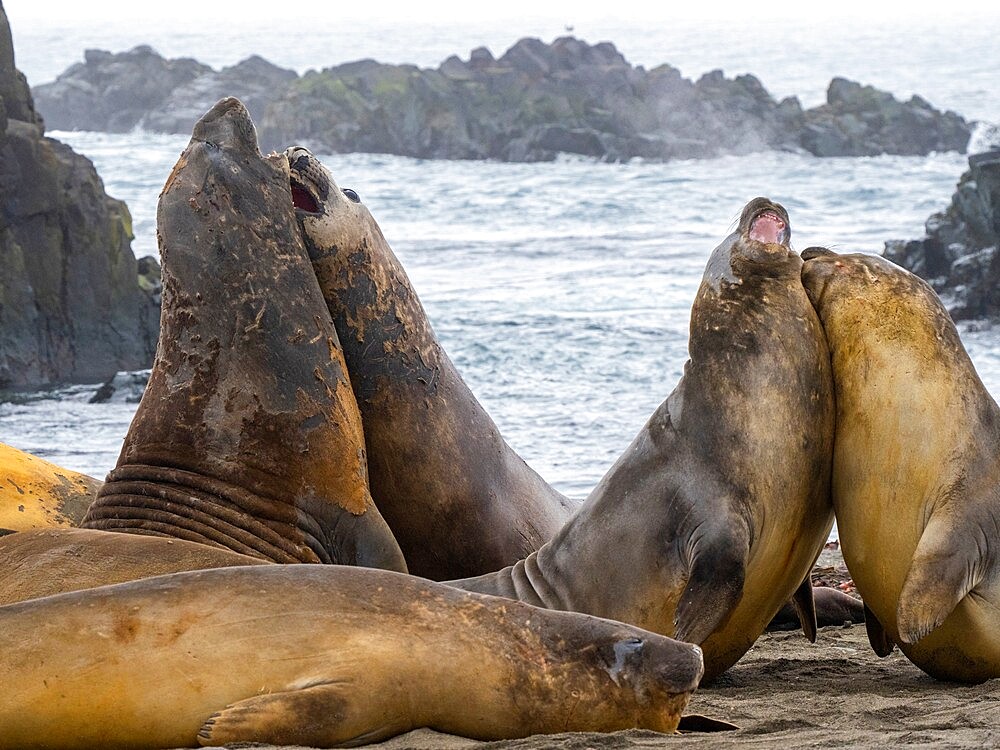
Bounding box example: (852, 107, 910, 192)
(749, 211, 786, 244)
(291, 182, 319, 213)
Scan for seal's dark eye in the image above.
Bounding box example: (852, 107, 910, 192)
(342, 188, 361, 203)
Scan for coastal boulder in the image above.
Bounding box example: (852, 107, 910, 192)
(884, 150, 1000, 319)
(802, 77, 970, 157)
(32, 45, 210, 132)
(0, 2, 158, 389)
(143, 55, 296, 135)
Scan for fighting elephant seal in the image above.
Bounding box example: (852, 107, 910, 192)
(0, 564, 704, 749)
(285, 146, 572, 580)
(451, 198, 835, 681)
(0, 443, 99, 534)
(801, 247, 1000, 683)
(81, 99, 405, 572)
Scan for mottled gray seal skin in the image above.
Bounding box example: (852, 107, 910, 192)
(452, 198, 836, 682)
(82, 99, 405, 572)
(0, 565, 704, 749)
(801, 247, 1000, 683)
(285, 146, 573, 580)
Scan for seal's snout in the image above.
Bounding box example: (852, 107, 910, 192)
(646, 637, 704, 694)
(191, 97, 260, 155)
(749, 211, 788, 245)
(739, 197, 791, 247)
(285, 145, 330, 214)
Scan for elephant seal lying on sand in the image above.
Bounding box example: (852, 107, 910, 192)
(0, 564, 704, 749)
(0, 443, 99, 534)
(451, 198, 836, 682)
(801, 247, 1000, 683)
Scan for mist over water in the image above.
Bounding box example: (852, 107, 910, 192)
(2, 14, 999, 511)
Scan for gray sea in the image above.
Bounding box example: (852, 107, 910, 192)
(3, 12, 999, 505)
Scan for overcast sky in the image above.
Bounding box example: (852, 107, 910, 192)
(5, 0, 999, 22)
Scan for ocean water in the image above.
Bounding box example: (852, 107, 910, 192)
(2, 14, 1000, 507)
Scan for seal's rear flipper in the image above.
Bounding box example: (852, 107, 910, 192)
(198, 683, 409, 747)
(896, 510, 986, 644)
(674, 521, 749, 644)
(676, 714, 739, 733)
(790, 575, 818, 642)
(864, 603, 895, 657)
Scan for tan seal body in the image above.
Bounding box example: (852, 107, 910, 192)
(0, 528, 267, 606)
(0, 565, 703, 749)
(285, 147, 572, 580)
(801, 248, 1000, 683)
(81, 99, 405, 572)
(0, 443, 99, 534)
(453, 199, 835, 681)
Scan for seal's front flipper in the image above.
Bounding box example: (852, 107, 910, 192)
(197, 683, 409, 747)
(896, 510, 987, 644)
(864, 603, 895, 657)
(330, 502, 409, 574)
(790, 575, 818, 642)
(674, 520, 749, 644)
(676, 714, 739, 733)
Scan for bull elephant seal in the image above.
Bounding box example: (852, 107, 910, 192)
(81, 98, 405, 572)
(0, 443, 99, 534)
(0, 565, 704, 749)
(451, 198, 835, 681)
(801, 247, 1000, 683)
(285, 146, 572, 580)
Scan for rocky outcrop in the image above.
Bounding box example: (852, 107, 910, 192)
(801, 78, 970, 157)
(33, 45, 210, 133)
(0, 2, 158, 390)
(884, 150, 1000, 320)
(32, 37, 972, 163)
(143, 55, 297, 135)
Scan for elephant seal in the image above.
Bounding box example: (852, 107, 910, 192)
(285, 146, 573, 580)
(451, 198, 835, 681)
(0, 443, 99, 534)
(801, 247, 1000, 683)
(767, 587, 865, 632)
(0, 528, 268, 606)
(0, 565, 704, 749)
(81, 99, 405, 572)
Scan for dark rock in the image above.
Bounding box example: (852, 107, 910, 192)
(467, 47, 495, 69)
(32, 45, 211, 132)
(802, 76, 970, 157)
(884, 150, 1000, 320)
(143, 55, 296, 135)
(0, 1, 158, 389)
(30, 36, 973, 164)
(88, 368, 150, 404)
